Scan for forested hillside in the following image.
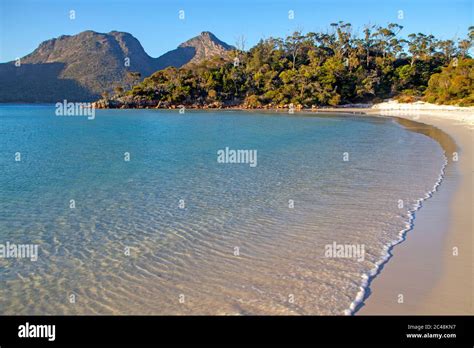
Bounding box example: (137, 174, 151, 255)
(99, 23, 473, 108)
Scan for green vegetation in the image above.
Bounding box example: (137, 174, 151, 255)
(113, 24, 474, 107)
(425, 59, 474, 106)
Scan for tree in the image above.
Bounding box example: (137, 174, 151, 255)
(284, 31, 305, 70)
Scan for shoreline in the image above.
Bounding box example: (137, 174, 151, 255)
(355, 107, 472, 315)
(349, 162, 447, 315)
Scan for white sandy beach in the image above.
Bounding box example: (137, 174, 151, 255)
(357, 101, 473, 314)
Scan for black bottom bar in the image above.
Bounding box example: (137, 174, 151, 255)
(0, 315, 473, 346)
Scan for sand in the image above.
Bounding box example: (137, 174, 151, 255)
(337, 102, 473, 315)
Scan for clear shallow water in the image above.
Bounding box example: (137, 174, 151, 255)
(0, 106, 446, 315)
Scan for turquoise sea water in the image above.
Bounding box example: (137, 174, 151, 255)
(0, 106, 446, 314)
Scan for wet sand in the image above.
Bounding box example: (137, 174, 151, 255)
(356, 110, 473, 314)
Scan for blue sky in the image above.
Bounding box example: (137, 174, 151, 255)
(0, 0, 472, 62)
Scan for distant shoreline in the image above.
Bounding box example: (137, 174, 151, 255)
(91, 99, 474, 115)
(3, 99, 473, 128)
(5, 100, 472, 127)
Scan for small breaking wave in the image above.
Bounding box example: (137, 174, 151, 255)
(345, 156, 448, 315)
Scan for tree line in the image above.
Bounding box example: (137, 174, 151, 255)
(111, 23, 474, 107)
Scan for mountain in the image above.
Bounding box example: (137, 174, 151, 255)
(156, 31, 234, 68)
(0, 31, 233, 102)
